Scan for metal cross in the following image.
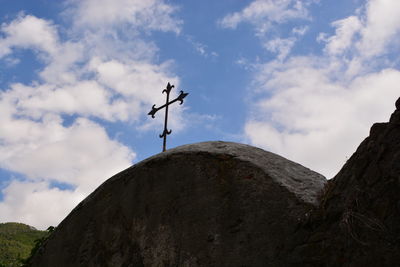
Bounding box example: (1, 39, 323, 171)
(148, 82, 188, 152)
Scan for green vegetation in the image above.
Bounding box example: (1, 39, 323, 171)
(21, 226, 55, 266)
(0, 222, 47, 267)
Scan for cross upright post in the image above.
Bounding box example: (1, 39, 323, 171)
(148, 82, 188, 152)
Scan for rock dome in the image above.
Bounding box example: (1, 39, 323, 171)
(30, 142, 326, 267)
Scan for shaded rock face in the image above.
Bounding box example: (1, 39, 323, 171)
(30, 142, 326, 267)
(285, 98, 400, 266)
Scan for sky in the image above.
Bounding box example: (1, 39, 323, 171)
(0, 0, 399, 229)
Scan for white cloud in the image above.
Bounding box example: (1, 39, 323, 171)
(219, 0, 312, 35)
(0, 181, 85, 230)
(91, 58, 178, 101)
(246, 57, 399, 177)
(66, 0, 182, 33)
(264, 37, 296, 60)
(319, 16, 362, 56)
(185, 36, 219, 58)
(0, 0, 184, 229)
(244, 0, 400, 178)
(292, 25, 309, 36)
(2, 82, 129, 121)
(0, 0, 183, 123)
(318, 0, 400, 59)
(219, 0, 315, 61)
(0, 14, 59, 58)
(357, 0, 400, 57)
(1, 116, 135, 187)
(0, 108, 135, 229)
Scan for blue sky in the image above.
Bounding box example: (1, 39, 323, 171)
(0, 0, 399, 229)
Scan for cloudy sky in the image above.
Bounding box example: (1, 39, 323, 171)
(0, 0, 399, 229)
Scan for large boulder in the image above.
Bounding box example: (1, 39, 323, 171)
(30, 142, 326, 267)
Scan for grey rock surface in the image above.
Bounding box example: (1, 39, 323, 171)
(30, 141, 326, 267)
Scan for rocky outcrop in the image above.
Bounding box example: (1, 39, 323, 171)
(29, 97, 400, 267)
(29, 142, 326, 267)
(284, 97, 400, 266)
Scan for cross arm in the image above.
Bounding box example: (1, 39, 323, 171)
(175, 91, 189, 104)
(148, 104, 161, 118)
(147, 90, 189, 118)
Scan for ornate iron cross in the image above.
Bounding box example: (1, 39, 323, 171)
(148, 82, 188, 152)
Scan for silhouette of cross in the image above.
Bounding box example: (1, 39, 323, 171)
(148, 82, 188, 152)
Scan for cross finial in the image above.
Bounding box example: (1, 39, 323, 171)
(148, 82, 188, 152)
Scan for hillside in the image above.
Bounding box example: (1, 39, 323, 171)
(0, 223, 46, 267)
